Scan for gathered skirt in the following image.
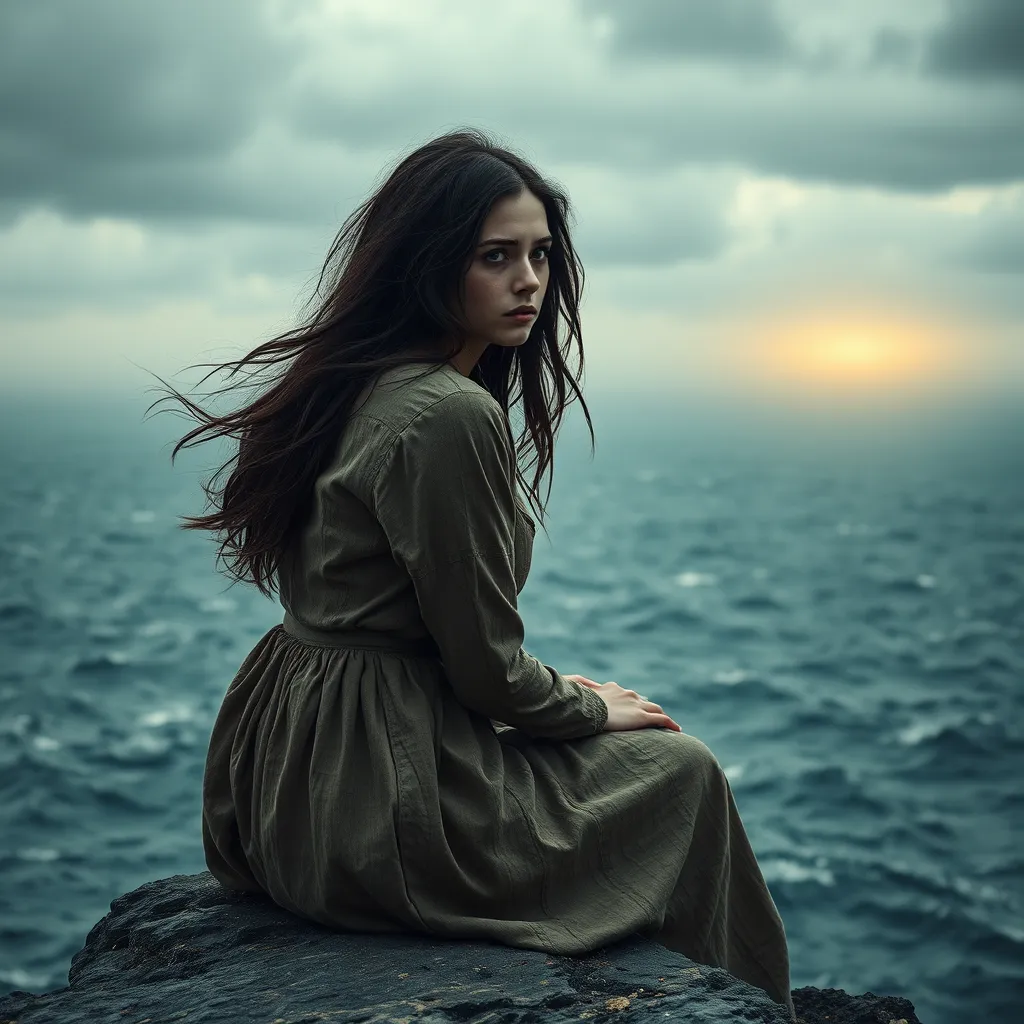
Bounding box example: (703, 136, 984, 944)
(201, 622, 794, 1016)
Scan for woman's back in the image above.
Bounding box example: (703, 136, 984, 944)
(278, 361, 513, 642)
(201, 357, 615, 936)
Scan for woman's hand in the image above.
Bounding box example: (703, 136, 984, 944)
(563, 674, 682, 733)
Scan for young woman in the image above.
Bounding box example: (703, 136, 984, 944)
(154, 128, 794, 1017)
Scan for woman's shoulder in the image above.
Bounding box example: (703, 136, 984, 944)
(322, 362, 506, 497)
(356, 361, 501, 438)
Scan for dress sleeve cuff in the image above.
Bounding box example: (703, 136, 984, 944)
(541, 663, 609, 737)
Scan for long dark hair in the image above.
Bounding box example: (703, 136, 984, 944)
(145, 127, 595, 598)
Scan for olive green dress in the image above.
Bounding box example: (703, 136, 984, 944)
(201, 361, 794, 1014)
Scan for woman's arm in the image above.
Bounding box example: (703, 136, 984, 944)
(372, 389, 608, 739)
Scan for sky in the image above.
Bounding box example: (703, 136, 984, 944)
(1, 0, 1022, 409)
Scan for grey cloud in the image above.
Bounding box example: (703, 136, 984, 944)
(583, 0, 794, 62)
(926, 0, 1024, 79)
(294, 74, 1024, 195)
(869, 28, 920, 71)
(728, 110, 1024, 192)
(0, 142, 366, 227)
(569, 174, 733, 266)
(965, 231, 1024, 273)
(3, 0, 1024, 236)
(575, 212, 725, 266)
(0, 218, 328, 317)
(0, 0, 302, 219)
(950, 205, 1024, 273)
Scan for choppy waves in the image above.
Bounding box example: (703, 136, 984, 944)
(1, 397, 1022, 1023)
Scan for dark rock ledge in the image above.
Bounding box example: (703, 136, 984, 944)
(0, 873, 922, 1023)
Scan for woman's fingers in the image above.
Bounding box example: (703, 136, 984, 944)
(567, 677, 682, 732)
(651, 708, 682, 730)
(647, 709, 681, 731)
(640, 699, 681, 732)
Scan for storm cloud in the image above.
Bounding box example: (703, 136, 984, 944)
(0, 0, 302, 220)
(926, 0, 1024, 79)
(2, 0, 1023, 229)
(584, 0, 794, 62)
(0, 0, 1021, 394)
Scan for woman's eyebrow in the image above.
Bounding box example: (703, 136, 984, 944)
(477, 235, 553, 247)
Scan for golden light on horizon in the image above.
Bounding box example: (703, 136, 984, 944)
(744, 313, 963, 397)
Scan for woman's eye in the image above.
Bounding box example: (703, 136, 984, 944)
(482, 247, 551, 264)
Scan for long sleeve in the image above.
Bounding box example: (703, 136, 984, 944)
(371, 389, 608, 740)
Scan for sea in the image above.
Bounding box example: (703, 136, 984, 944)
(1, 384, 1022, 1024)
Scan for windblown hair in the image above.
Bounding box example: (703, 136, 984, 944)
(145, 127, 595, 598)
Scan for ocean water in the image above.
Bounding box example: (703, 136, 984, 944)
(1, 387, 1022, 1024)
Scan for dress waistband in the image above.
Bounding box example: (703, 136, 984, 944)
(281, 611, 440, 658)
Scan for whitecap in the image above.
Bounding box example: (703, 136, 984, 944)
(994, 922, 1024, 945)
(137, 620, 174, 637)
(108, 732, 172, 763)
(130, 509, 156, 524)
(674, 572, 717, 588)
(32, 736, 61, 751)
(897, 720, 938, 745)
(897, 717, 961, 746)
(70, 650, 132, 673)
(761, 857, 835, 887)
(139, 703, 195, 728)
(17, 848, 59, 862)
(722, 763, 745, 781)
(2, 967, 51, 990)
(198, 596, 237, 613)
(916, 574, 937, 589)
(711, 668, 751, 686)
(951, 876, 1007, 905)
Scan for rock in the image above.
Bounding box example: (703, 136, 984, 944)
(0, 873, 919, 1024)
(792, 986, 922, 1024)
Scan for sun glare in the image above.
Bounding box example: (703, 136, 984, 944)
(746, 315, 961, 397)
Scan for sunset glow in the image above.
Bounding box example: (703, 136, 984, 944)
(744, 314, 963, 396)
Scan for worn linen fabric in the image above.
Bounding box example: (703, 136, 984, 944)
(201, 361, 794, 1014)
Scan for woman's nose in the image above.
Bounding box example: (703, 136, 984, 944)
(516, 261, 540, 291)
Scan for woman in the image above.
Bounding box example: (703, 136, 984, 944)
(154, 128, 794, 1017)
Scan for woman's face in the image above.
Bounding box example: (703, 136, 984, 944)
(454, 189, 551, 369)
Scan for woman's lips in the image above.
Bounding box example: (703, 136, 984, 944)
(505, 312, 535, 323)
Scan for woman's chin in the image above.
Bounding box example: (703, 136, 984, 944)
(490, 329, 532, 348)
(495, 338, 530, 351)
